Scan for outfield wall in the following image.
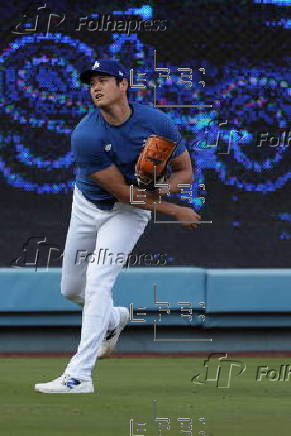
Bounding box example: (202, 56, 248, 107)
(1, 267, 291, 353)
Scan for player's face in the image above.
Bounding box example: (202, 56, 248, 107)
(89, 74, 124, 107)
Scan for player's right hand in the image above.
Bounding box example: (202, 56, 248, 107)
(174, 206, 202, 230)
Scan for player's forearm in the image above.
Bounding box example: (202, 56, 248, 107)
(118, 185, 179, 217)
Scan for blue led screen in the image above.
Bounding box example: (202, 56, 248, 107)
(0, 0, 290, 267)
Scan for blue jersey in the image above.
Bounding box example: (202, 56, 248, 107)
(71, 101, 187, 210)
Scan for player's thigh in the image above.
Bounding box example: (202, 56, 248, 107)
(84, 204, 151, 294)
(97, 203, 150, 259)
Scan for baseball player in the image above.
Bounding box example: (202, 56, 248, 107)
(34, 59, 201, 393)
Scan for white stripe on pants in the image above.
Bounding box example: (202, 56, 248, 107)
(61, 186, 151, 380)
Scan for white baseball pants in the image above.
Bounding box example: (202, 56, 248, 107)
(60, 185, 151, 380)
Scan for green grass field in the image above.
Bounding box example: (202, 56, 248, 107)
(0, 357, 291, 436)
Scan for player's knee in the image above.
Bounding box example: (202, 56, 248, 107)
(61, 280, 82, 303)
(61, 287, 84, 306)
(61, 284, 76, 298)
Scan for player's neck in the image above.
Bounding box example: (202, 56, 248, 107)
(100, 100, 132, 126)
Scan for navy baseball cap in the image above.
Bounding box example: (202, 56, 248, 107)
(80, 59, 129, 84)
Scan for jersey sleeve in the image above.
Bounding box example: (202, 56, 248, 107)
(71, 131, 112, 178)
(76, 148, 112, 177)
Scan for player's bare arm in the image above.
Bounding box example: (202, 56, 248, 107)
(89, 164, 201, 230)
(158, 150, 193, 194)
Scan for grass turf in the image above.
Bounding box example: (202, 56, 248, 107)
(0, 357, 291, 436)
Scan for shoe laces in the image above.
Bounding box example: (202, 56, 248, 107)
(62, 374, 81, 387)
(62, 374, 70, 384)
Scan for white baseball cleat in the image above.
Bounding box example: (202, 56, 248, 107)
(34, 374, 94, 394)
(98, 307, 130, 358)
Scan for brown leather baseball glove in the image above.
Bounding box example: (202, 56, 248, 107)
(134, 135, 177, 189)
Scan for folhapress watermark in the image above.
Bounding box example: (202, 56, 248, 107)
(10, 236, 63, 271)
(191, 353, 291, 389)
(75, 248, 168, 268)
(256, 365, 291, 382)
(76, 15, 167, 34)
(10, 238, 169, 270)
(256, 130, 290, 148)
(191, 353, 246, 388)
(11, 3, 167, 37)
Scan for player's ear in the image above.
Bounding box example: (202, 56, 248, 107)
(121, 78, 129, 93)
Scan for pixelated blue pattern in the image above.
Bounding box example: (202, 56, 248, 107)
(253, 0, 290, 5)
(112, 5, 152, 19)
(0, 4, 289, 212)
(0, 33, 96, 193)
